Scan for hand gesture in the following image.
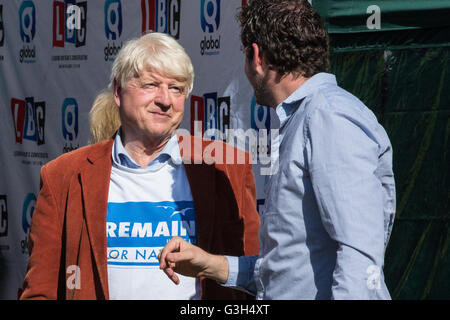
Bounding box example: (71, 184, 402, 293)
(158, 236, 229, 285)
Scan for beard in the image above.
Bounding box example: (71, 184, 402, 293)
(251, 71, 272, 108)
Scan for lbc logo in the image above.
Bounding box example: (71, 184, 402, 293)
(11, 97, 46, 145)
(190, 92, 230, 141)
(141, 0, 180, 39)
(52, 0, 87, 47)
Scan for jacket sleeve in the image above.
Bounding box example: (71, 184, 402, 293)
(220, 160, 260, 296)
(20, 164, 64, 300)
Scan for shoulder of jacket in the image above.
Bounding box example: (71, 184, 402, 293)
(43, 139, 113, 174)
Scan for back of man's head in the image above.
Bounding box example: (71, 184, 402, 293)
(238, 0, 329, 78)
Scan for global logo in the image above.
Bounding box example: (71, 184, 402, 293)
(22, 193, 36, 234)
(200, 0, 220, 33)
(21, 193, 36, 254)
(19, 1, 35, 43)
(141, 0, 181, 39)
(104, 0, 123, 61)
(250, 97, 270, 131)
(105, 0, 122, 40)
(200, 0, 220, 56)
(11, 97, 46, 145)
(250, 96, 271, 160)
(62, 97, 79, 153)
(250, 96, 279, 175)
(52, 0, 87, 48)
(190, 92, 230, 141)
(19, 0, 36, 63)
(0, 195, 7, 237)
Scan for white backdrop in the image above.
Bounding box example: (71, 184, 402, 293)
(0, 0, 279, 299)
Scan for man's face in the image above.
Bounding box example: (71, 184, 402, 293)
(115, 70, 186, 142)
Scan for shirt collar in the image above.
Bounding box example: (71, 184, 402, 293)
(275, 72, 337, 127)
(112, 127, 182, 170)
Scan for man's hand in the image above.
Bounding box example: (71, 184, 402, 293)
(158, 236, 229, 285)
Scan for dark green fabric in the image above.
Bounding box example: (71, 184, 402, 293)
(313, 0, 450, 34)
(329, 46, 450, 299)
(315, 0, 450, 299)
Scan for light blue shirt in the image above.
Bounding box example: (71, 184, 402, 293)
(224, 73, 396, 300)
(112, 128, 182, 170)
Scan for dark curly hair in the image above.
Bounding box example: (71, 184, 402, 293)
(238, 0, 329, 78)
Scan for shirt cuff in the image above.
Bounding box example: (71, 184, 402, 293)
(219, 255, 258, 296)
(222, 256, 239, 286)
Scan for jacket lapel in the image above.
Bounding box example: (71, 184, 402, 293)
(179, 134, 216, 253)
(79, 139, 113, 299)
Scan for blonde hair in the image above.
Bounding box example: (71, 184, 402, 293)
(89, 32, 194, 144)
(89, 90, 121, 144)
(110, 32, 194, 95)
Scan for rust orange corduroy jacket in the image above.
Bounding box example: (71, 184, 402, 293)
(19, 134, 260, 300)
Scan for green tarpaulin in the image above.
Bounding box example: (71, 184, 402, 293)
(314, 0, 450, 33)
(313, 0, 450, 299)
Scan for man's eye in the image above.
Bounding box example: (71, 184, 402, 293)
(143, 83, 157, 89)
(170, 86, 183, 94)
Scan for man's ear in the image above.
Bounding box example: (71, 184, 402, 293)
(250, 43, 266, 74)
(113, 79, 121, 107)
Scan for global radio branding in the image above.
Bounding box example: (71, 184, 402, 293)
(141, 0, 181, 39)
(62, 97, 79, 153)
(104, 0, 123, 61)
(0, 195, 7, 238)
(21, 193, 36, 254)
(250, 97, 279, 176)
(18, 0, 37, 63)
(10, 96, 49, 166)
(51, 0, 88, 69)
(200, 0, 221, 56)
(190, 91, 230, 141)
(250, 96, 272, 162)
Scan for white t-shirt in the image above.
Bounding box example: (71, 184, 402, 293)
(106, 133, 200, 300)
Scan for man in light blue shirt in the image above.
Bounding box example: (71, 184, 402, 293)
(159, 0, 395, 299)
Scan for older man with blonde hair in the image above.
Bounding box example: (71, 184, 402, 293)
(20, 33, 260, 300)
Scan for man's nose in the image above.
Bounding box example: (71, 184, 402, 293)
(154, 86, 172, 108)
